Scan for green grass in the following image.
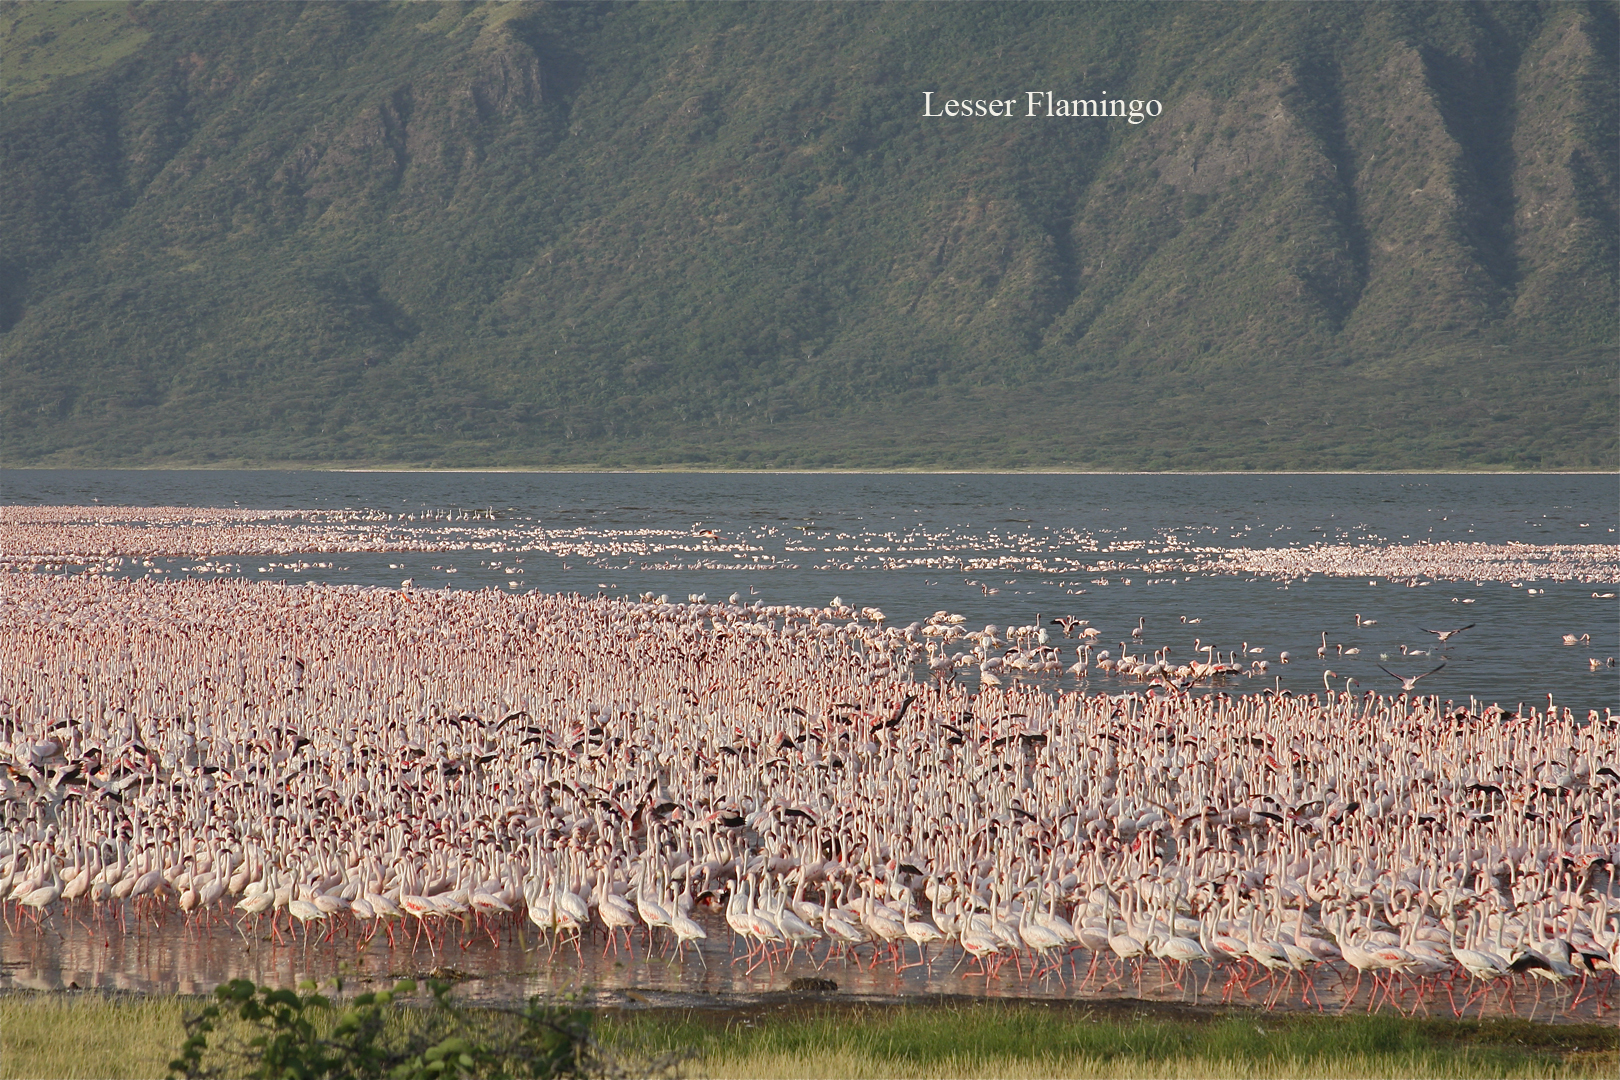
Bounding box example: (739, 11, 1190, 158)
(5, 993, 1613, 1080)
(0, 994, 186, 1079)
(605, 1004, 1619, 1079)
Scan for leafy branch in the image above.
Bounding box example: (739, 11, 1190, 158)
(168, 977, 689, 1080)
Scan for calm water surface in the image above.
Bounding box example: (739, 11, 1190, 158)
(4, 902, 1613, 1021)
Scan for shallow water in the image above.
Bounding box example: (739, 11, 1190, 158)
(3, 905, 1613, 1022)
(4, 470, 1617, 711)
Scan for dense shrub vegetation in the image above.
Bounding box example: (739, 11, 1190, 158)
(166, 978, 681, 1080)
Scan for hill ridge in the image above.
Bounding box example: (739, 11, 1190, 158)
(1, 0, 1614, 470)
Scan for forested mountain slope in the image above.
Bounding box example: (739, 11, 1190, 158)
(2, 1, 1614, 469)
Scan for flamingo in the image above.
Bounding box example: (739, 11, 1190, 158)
(1378, 661, 1446, 692)
(596, 871, 638, 957)
(667, 887, 709, 968)
(17, 865, 63, 928)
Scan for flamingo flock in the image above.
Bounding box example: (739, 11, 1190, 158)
(0, 564, 1616, 1017)
(3, 504, 1614, 587)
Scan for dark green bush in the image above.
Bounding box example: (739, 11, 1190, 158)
(168, 978, 682, 1080)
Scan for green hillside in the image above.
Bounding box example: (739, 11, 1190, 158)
(2, 0, 1615, 470)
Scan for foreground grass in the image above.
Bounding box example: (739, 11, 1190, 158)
(1, 994, 186, 1080)
(2, 993, 1614, 1080)
(606, 1004, 1617, 1079)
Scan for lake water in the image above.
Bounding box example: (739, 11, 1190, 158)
(5, 470, 1616, 712)
(5, 902, 1610, 1021)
